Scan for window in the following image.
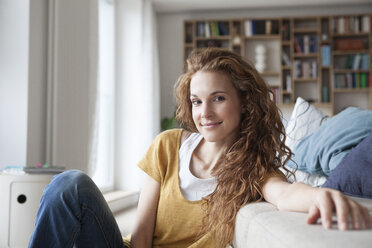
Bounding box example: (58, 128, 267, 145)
(91, 0, 115, 191)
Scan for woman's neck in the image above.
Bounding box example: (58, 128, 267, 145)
(190, 138, 229, 178)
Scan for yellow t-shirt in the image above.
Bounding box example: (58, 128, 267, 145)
(124, 128, 285, 247)
(128, 129, 217, 247)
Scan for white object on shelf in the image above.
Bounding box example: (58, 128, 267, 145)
(254, 44, 266, 73)
(0, 173, 53, 248)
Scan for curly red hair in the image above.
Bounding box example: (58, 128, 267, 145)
(174, 47, 293, 247)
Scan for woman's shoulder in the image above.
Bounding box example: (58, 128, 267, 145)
(153, 128, 185, 145)
(154, 129, 198, 148)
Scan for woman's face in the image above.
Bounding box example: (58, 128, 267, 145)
(190, 71, 242, 145)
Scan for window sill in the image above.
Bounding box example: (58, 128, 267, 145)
(103, 190, 139, 214)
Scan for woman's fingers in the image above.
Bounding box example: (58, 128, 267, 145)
(309, 188, 371, 230)
(307, 204, 320, 225)
(361, 205, 371, 229)
(348, 200, 362, 229)
(317, 190, 334, 229)
(331, 191, 350, 230)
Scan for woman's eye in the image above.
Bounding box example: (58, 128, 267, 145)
(191, 99, 201, 105)
(214, 96, 225, 102)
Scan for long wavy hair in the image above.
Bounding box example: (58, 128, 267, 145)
(174, 47, 293, 247)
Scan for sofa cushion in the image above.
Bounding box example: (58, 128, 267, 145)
(285, 97, 329, 151)
(323, 132, 372, 198)
(286, 107, 372, 176)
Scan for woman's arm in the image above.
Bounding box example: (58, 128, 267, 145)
(131, 175, 160, 248)
(262, 176, 371, 230)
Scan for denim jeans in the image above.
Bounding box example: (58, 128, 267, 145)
(29, 170, 126, 248)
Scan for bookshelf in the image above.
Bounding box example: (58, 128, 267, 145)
(184, 14, 372, 114)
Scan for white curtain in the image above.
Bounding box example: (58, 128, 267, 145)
(114, 0, 160, 190)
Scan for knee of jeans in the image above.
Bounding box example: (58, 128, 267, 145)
(43, 170, 94, 200)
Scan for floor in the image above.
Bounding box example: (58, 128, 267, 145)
(114, 205, 138, 237)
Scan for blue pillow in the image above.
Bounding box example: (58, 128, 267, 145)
(322, 132, 372, 199)
(286, 107, 372, 176)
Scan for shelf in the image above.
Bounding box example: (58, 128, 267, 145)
(293, 53, 318, 58)
(333, 88, 370, 93)
(320, 40, 331, 44)
(334, 69, 370, 73)
(333, 49, 369, 55)
(293, 28, 318, 33)
(196, 36, 231, 40)
(245, 35, 280, 40)
(282, 90, 293, 94)
(294, 78, 318, 82)
(184, 15, 372, 113)
(332, 32, 370, 37)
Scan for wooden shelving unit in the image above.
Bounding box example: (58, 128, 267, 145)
(184, 14, 372, 114)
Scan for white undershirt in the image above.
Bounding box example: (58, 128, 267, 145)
(179, 132, 217, 201)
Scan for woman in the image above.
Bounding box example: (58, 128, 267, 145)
(29, 48, 370, 248)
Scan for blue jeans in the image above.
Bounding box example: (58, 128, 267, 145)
(29, 170, 126, 248)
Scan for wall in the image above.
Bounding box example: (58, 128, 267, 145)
(0, 0, 30, 166)
(157, 4, 372, 122)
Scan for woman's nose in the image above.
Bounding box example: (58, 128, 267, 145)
(201, 102, 212, 118)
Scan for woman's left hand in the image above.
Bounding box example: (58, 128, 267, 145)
(306, 188, 371, 230)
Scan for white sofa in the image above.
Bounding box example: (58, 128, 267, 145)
(233, 197, 372, 248)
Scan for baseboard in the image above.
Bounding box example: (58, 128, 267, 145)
(103, 190, 139, 214)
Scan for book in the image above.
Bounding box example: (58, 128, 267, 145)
(282, 52, 291, 66)
(360, 54, 370, 70)
(304, 35, 309, 54)
(286, 75, 292, 91)
(360, 73, 368, 88)
(362, 15, 370, 32)
(265, 20, 272, 34)
(338, 17, 345, 34)
(321, 45, 331, 66)
(245, 20, 252, 37)
(353, 54, 361, 70)
(205, 22, 211, 37)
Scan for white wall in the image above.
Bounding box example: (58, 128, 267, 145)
(157, 4, 372, 121)
(0, 0, 30, 166)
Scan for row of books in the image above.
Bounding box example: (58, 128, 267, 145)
(334, 73, 370, 89)
(196, 21, 230, 37)
(334, 54, 370, 70)
(321, 45, 331, 66)
(332, 16, 370, 34)
(293, 60, 317, 79)
(244, 20, 279, 36)
(294, 35, 318, 54)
